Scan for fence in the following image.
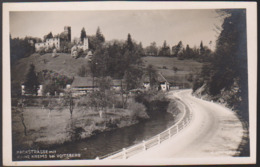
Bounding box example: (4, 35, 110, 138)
(98, 99, 193, 160)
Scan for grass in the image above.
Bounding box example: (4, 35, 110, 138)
(11, 53, 203, 86)
(11, 53, 91, 83)
(12, 106, 142, 149)
(142, 56, 203, 84)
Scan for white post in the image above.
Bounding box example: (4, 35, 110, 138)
(168, 129, 171, 137)
(158, 134, 161, 144)
(142, 140, 146, 150)
(95, 156, 99, 160)
(123, 148, 126, 159)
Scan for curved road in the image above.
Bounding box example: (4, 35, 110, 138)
(130, 89, 244, 159)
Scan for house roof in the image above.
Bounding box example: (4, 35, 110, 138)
(112, 79, 126, 86)
(71, 77, 126, 88)
(141, 73, 169, 83)
(157, 73, 169, 83)
(71, 77, 95, 87)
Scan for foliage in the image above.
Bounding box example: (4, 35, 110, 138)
(38, 70, 73, 95)
(158, 40, 171, 57)
(166, 100, 180, 116)
(90, 34, 143, 80)
(193, 9, 248, 120)
(86, 90, 114, 110)
(96, 76, 113, 92)
(42, 80, 64, 96)
(145, 42, 158, 56)
(172, 41, 183, 57)
(123, 65, 143, 90)
(96, 27, 105, 44)
(172, 66, 178, 73)
(60, 41, 74, 53)
(11, 81, 22, 97)
(38, 69, 73, 88)
(62, 90, 75, 117)
(80, 27, 87, 42)
(145, 64, 158, 88)
(77, 64, 89, 77)
(127, 101, 149, 119)
(43, 32, 53, 42)
(10, 37, 35, 64)
(24, 64, 39, 95)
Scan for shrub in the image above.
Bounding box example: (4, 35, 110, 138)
(127, 101, 149, 119)
(167, 100, 180, 116)
(77, 65, 88, 77)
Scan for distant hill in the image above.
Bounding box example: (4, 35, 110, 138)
(11, 53, 91, 83)
(142, 56, 203, 87)
(11, 53, 203, 88)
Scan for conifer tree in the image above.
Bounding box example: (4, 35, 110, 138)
(24, 63, 39, 95)
(80, 27, 87, 42)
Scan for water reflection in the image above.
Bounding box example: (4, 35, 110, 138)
(50, 111, 176, 159)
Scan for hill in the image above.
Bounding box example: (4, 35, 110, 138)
(11, 53, 91, 83)
(11, 54, 203, 89)
(142, 56, 203, 87)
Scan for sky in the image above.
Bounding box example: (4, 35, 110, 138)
(10, 10, 224, 49)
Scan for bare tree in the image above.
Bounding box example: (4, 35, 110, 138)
(17, 98, 27, 136)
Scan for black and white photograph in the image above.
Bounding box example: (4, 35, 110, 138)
(2, 2, 257, 166)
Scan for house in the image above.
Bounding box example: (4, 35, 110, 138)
(71, 37, 89, 58)
(35, 26, 71, 52)
(68, 76, 98, 96)
(141, 73, 170, 91)
(21, 84, 43, 96)
(35, 37, 60, 51)
(111, 79, 127, 91)
(157, 73, 170, 91)
(67, 77, 127, 96)
(142, 76, 150, 90)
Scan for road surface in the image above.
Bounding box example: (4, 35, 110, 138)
(130, 89, 244, 159)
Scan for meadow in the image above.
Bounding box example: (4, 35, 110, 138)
(12, 106, 141, 149)
(142, 56, 203, 87)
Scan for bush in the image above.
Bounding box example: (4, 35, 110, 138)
(167, 100, 180, 116)
(127, 101, 149, 119)
(192, 76, 204, 92)
(77, 65, 88, 77)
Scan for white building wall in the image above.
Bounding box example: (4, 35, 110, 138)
(35, 42, 46, 51)
(83, 38, 89, 51)
(35, 38, 60, 51)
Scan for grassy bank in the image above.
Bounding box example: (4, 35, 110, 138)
(12, 106, 147, 149)
(12, 90, 181, 151)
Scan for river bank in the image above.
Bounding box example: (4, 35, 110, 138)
(12, 92, 182, 160)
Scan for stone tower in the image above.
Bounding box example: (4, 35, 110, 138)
(64, 26, 71, 42)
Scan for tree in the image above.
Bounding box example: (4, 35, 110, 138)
(146, 64, 158, 88)
(172, 41, 183, 57)
(24, 63, 39, 95)
(62, 90, 75, 118)
(123, 65, 143, 90)
(80, 27, 87, 42)
(126, 33, 134, 51)
(10, 37, 35, 64)
(96, 26, 105, 44)
(77, 64, 89, 77)
(158, 40, 171, 57)
(208, 9, 247, 97)
(44, 32, 53, 41)
(200, 41, 205, 55)
(17, 98, 27, 136)
(195, 9, 248, 121)
(145, 42, 158, 56)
